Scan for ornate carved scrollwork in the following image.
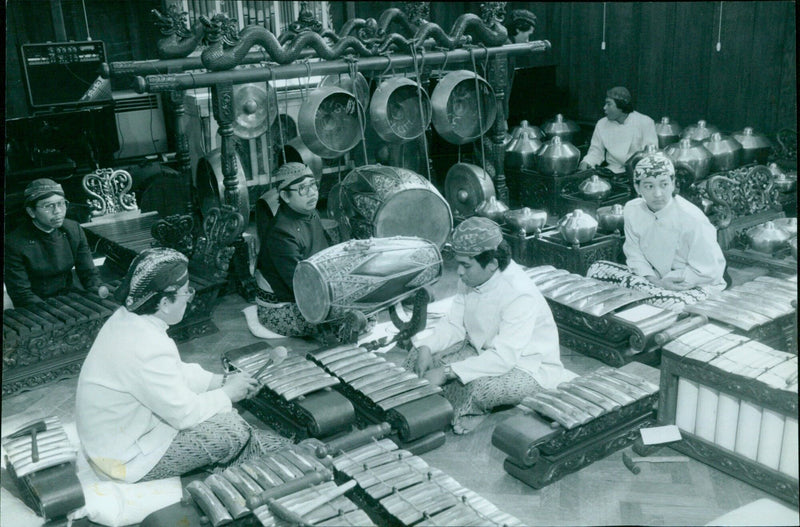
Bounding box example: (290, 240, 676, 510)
(151, 5, 206, 59)
(151, 213, 195, 256)
(193, 206, 245, 280)
(82, 168, 138, 217)
(707, 165, 782, 220)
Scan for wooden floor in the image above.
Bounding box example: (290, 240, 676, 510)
(1, 260, 798, 526)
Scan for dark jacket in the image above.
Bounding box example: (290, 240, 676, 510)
(257, 205, 328, 302)
(5, 218, 101, 307)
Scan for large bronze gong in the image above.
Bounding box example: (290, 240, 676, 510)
(370, 77, 432, 144)
(320, 73, 371, 113)
(232, 82, 279, 140)
(431, 70, 497, 145)
(298, 86, 365, 159)
(444, 162, 496, 219)
(195, 148, 250, 221)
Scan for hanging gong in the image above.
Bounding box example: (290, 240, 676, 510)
(370, 77, 432, 144)
(232, 83, 278, 140)
(320, 73, 370, 113)
(298, 86, 365, 159)
(431, 70, 497, 145)
(444, 162, 496, 218)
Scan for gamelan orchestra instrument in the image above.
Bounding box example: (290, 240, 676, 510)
(683, 274, 797, 352)
(144, 424, 394, 527)
(328, 166, 453, 247)
(82, 212, 161, 275)
(658, 322, 798, 505)
(293, 236, 443, 326)
(492, 364, 660, 489)
(308, 343, 454, 454)
(2, 416, 85, 521)
(523, 265, 675, 366)
(333, 438, 522, 526)
(224, 343, 356, 439)
(3, 289, 121, 396)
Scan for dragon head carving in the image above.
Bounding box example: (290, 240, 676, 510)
(288, 2, 323, 34)
(401, 2, 430, 26)
(200, 13, 240, 46)
(480, 2, 507, 25)
(152, 5, 191, 38)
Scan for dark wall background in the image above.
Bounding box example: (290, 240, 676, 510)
(346, 1, 796, 135)
(5, 1, 796, 134)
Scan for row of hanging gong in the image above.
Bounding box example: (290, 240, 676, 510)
(229, 67, 499, 170)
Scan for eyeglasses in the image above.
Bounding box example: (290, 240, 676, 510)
(37, 199, 69, 213)
(288, 180, 318, 197)
(175, 286, 196, 302)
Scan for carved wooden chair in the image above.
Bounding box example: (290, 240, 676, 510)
(80, 168, 156, 225)
(682, 164, 790, 274)
(150, 205, 245, 341)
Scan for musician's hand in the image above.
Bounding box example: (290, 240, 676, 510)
(414, 346, 433, 376)
(423, 367, 448, 387)
(645, 275, 663, 288)
(578, 161, 591, 171)
(97, 285, 110, 299)
(661, 276, 692, 291)
(222, 372, 260, 402)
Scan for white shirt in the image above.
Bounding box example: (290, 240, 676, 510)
(76, 307, 232, 482)
(581, 111, 659, 173)
(623, 195, 726, 291)
(412, 261, 566, 389)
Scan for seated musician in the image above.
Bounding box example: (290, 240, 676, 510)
(4, 178, 109, 308)
(405, 217, 569, 434)
(76, 248, 290, 483)
(251, 162, 329, 337)
(587, 151, 727, 310)
(578, 86, 658, 175)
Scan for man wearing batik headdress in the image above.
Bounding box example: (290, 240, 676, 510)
(587, 151, 727, 310)
(76, 248, 290, 483)
(405, 217, 570, 434)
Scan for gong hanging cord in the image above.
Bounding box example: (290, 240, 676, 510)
(378, 52, 395, 81)
(269, 63, 288, 166)
(346, 56, 370, 166)
(470, 46, 488, 176)
(410, 45, 432, 181)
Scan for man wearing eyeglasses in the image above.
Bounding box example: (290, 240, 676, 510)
(252, 162, 329, 337)
(5, 178, 108, 308)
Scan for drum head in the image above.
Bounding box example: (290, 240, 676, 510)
(293, 262, 330, 323)
(445, 162, 496, 218)
(376, 189, 452, 247)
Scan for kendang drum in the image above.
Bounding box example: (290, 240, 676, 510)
(298, 86, 365, 159)
(293, 236, 443, 324)
(431, 70, 497, 145)
(332, 164, 453, 247)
